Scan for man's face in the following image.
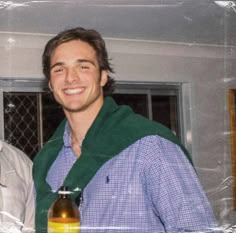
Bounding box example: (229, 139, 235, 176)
(49, 40, 108, 114)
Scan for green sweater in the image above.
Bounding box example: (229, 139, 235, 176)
(33, 97, 192, 233)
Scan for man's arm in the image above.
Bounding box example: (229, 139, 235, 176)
(23, 175, 35, 233)
(143, 136, 218, 232)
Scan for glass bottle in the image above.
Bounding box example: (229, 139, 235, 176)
(48, 186, 80, 233)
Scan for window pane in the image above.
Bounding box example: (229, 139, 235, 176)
(42, 92, 64, 143)
(112, 94, 148, 118)
(152, 95, 179, 136)
(3, 92, 39, 159)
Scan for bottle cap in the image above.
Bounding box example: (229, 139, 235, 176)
(58, 190, 73, 195)
(58, 186, 72, 195)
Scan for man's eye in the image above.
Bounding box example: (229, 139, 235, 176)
(81, 65, 89, 70)
(54, 68, 64, 73)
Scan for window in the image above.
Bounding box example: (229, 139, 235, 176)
(0, 80, 184, 160)
(3, 91, 64, 159)
(4, 92, 40, 158)
(113, 82, 181, 138)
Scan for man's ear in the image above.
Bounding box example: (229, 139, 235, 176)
(48, 82, 53, 91)
(100, 70, 108, 87)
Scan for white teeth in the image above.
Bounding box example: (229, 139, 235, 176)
(64, 88, 83, 94)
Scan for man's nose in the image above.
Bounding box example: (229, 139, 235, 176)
(65, 68, 79, 83)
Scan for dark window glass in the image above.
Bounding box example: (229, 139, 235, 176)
(152, 95, 179, 136)
(113, 93, 179, 137)
(112, 94, 148, 118)
(42, 92, 64, 143)
(4, 92, 40, 159)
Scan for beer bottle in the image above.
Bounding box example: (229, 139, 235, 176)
(48, 186, 80, 233)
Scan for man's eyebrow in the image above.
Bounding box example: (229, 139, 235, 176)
(76, 59, 96, 66)
(50, 59, 96, 71)
(50, 62, 64, 71)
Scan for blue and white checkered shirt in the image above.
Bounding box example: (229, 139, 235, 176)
(47, 123, 218, 233)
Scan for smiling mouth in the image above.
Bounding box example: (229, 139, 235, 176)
(64, 88, 84, 95)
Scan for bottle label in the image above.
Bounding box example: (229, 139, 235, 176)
(48, 221, 80, 233)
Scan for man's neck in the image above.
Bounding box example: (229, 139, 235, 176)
(64, 99, 104, 148)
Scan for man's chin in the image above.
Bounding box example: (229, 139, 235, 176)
(62, 102, 90, 113)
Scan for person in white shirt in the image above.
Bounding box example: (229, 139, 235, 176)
(0, 140, 35, 233)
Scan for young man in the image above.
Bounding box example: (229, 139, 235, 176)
(33, 27, 218, 233)
(0, 140, 35, 233)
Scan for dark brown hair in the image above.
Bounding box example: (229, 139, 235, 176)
(42, 27, 115, 95)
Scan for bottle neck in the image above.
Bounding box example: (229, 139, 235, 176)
(59, 193, 70, 199)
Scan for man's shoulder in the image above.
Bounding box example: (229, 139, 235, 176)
(121, 111, 176, 140)
(0, 140, 32, 172)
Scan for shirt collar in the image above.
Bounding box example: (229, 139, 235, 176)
(64, 122, 72, 147)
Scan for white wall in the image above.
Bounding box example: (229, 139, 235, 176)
(1, 32, 236, 229)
